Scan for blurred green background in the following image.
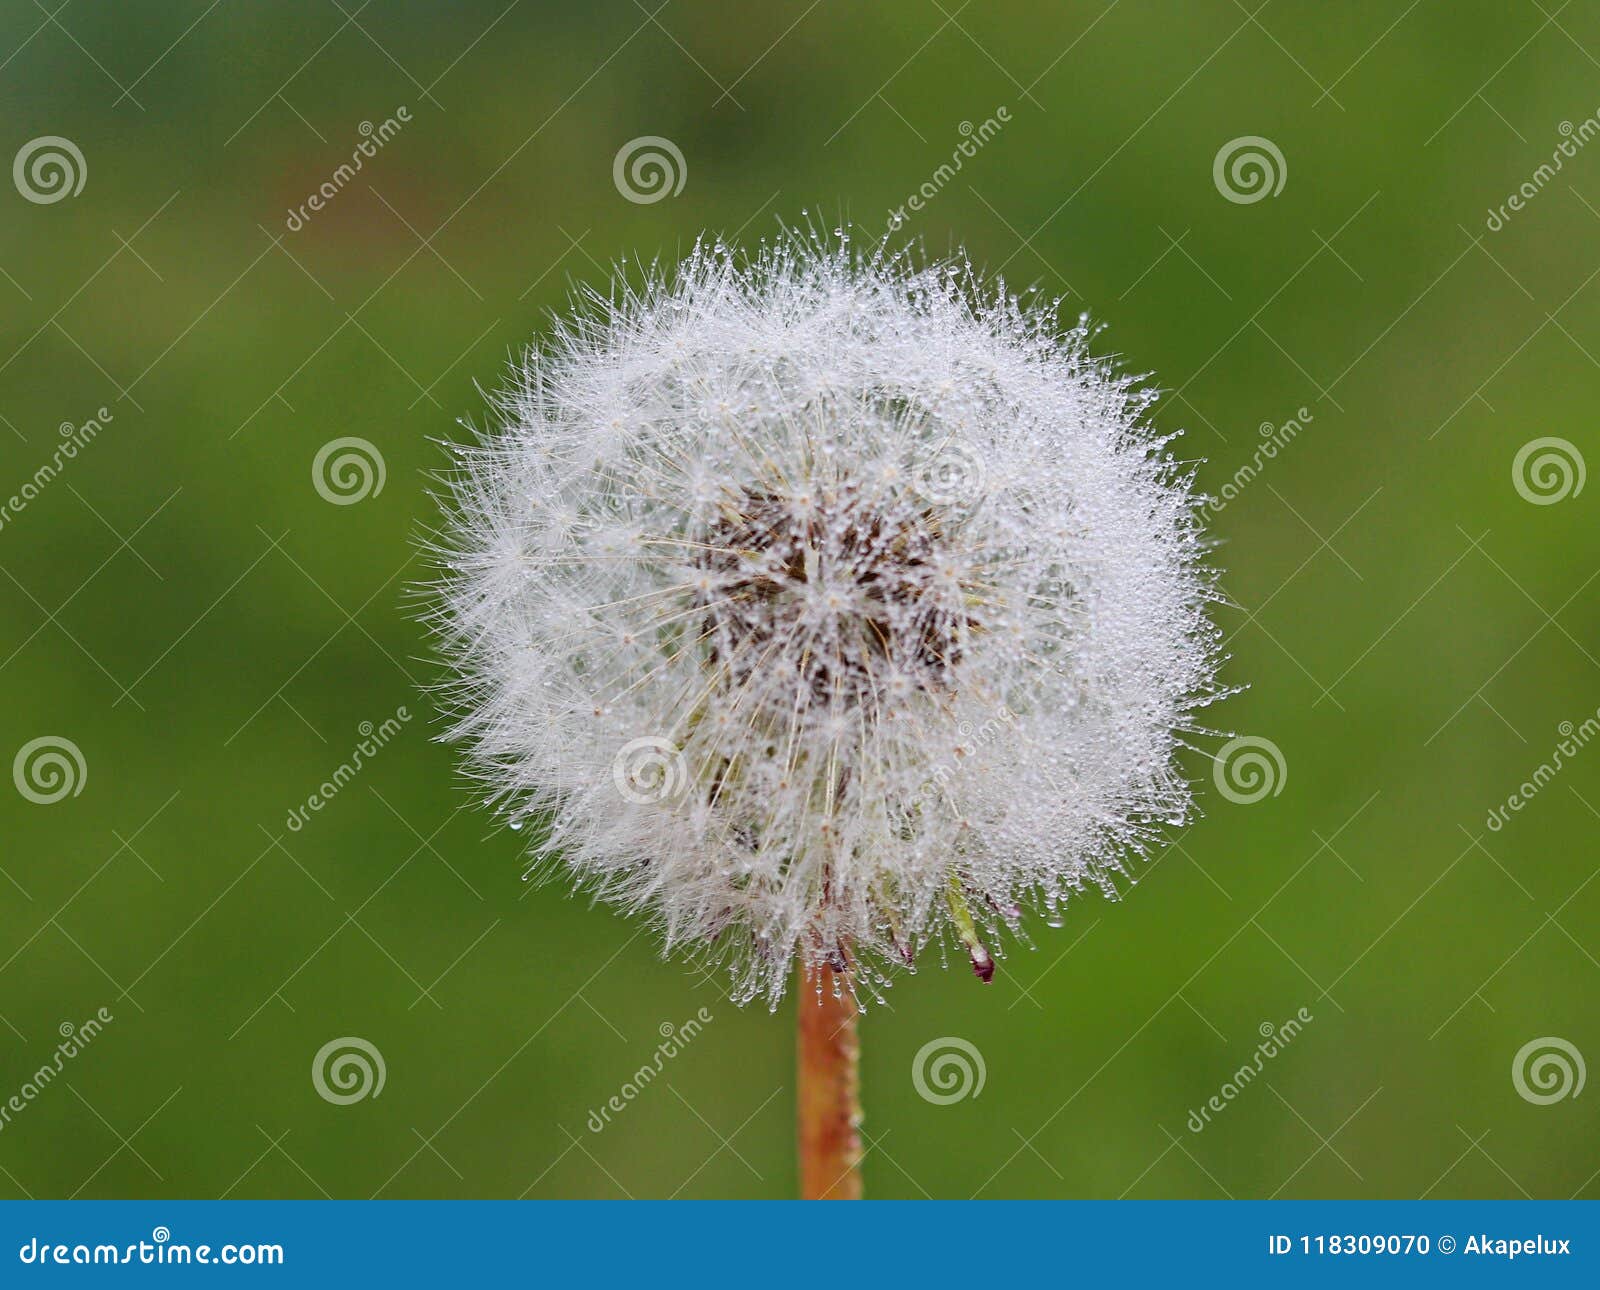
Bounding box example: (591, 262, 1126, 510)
(2, 0, 1597, 1200)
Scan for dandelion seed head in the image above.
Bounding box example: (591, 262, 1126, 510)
(428, 232, 1225, 1007)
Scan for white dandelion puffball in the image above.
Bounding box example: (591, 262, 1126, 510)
(431, 234, 1224, 1007)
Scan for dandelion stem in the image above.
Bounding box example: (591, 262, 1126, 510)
(797, 964, 862, 1199)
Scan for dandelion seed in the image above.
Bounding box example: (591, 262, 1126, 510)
(426, 232, 1224, 1013)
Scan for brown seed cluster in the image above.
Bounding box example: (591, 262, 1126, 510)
(694, 486, 972, 706)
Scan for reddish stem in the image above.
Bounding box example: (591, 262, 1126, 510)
(796, 964, 863, 1199)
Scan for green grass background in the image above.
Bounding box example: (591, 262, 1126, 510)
(1, 0, 1596, 1198)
